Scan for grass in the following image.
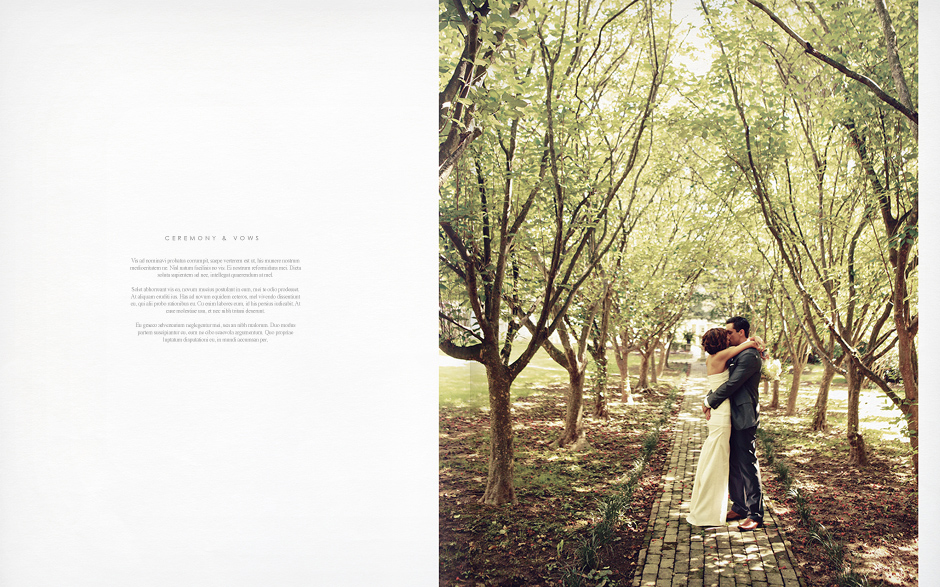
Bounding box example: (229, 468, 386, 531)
(440, 344, 685, 409)
(439, 347, 569, 408)
(768, 362, 911, 448)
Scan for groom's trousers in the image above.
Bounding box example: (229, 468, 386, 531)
(728, 425, 763, 523)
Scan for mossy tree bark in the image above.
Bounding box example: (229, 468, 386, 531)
(811, 360, 837, 431)
(592, 360, 609, 420)
(845, 360, 869, 467)
(588, 280, 613, 419)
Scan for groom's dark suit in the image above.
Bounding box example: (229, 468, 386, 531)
(705, 348, 764, 523)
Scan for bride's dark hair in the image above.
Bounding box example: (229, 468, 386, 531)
(702, 328, 730, 355)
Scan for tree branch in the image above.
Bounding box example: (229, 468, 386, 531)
(439, 338, 484, 362)
(439, 311, 484, 342)
(745, 0, 917, 124)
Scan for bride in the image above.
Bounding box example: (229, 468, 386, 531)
(687, 327, 762, 526)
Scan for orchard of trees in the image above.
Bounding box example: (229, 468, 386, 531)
(438, 0, 916, 506)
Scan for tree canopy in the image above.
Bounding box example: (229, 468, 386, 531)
(440, 0, 917, 503)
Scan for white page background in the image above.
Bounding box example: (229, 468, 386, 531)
(920, 1, 937, 581)
(0, 1, 930, 584)
(0, 1, 436, 585)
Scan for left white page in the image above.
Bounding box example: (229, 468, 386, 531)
(0, 2, 437, 585)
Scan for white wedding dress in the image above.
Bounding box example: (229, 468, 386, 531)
(687, 370, 731, 526)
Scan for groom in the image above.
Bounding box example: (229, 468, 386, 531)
(702, 316, 764, 531)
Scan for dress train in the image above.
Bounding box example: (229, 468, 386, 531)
(687, 370, 731, 526)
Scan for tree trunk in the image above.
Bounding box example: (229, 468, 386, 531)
(872, 0, 917, 139)
(656, 342, 668, 379)
(593, 356, 609, 419)
(786, 347, 808, 416)
(637, 351, 650, 390)
(591, 284, 613, 419)
(615, 351, 633, 404)
(894, 288, 918, 473)
(900, 398, 917, 473)
(846, 360, 869, 467)
(555, 367, 590, 451)
(811, 362, 836, 431)
(650, 349, 658, 385)
(482, 364, 517, 504)
(785, 366, 802, 416)
(770, 379, 779, 409)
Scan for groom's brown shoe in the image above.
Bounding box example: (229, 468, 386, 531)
(726, 511, 743, 521)
(738, 518, 762, 531)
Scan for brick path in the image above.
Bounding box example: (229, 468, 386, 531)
(632, 361, 804, 587)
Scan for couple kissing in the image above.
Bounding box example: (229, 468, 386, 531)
(687, 316, 764, 531)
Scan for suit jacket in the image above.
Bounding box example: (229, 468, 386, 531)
(705, 348, 763, 430)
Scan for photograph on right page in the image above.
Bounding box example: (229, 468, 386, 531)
(438, 0, 918, 585)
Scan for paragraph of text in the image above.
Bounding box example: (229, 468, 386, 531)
(131, 286, 300, 314)
(130, 257, 301, 278)
(136, 321, 295, 344)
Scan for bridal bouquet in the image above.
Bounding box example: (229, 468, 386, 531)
(761, 358, 782, 381)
